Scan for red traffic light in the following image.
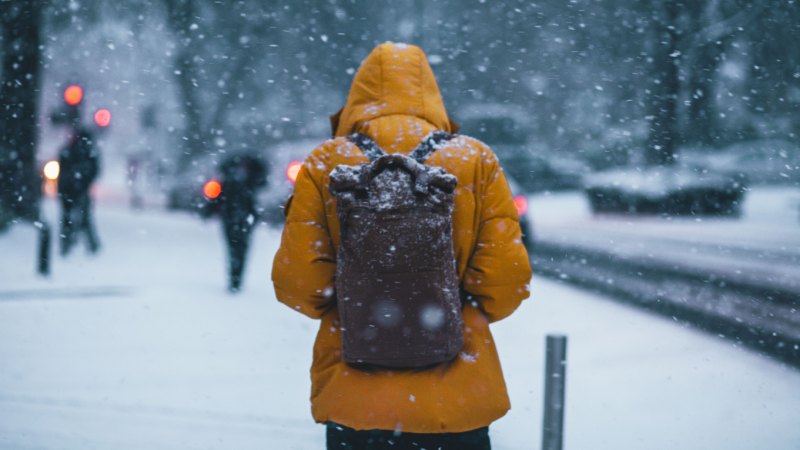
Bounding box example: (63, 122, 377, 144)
(64, 85, 83, 106)
(94, 109, 111, 127)
(203, 179, 222, 199)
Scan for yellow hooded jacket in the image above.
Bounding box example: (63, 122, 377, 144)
(272, 42, 532, 433)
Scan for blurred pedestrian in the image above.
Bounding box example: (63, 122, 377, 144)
(127, 154, 144, 210)
(205, 154, 267, 292)
(272, 42, 532, 449)
(57, 115, 100, 256)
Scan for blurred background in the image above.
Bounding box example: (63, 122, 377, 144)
(2, 1, 799, 211)
(1, 1, 799, 449)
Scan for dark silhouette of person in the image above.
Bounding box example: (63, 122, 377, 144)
(58, 122, 100, 256)
(205, 154, 267, 292)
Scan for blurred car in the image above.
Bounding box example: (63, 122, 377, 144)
(516, 153, 587, 192)
(505, 173, 535, 251)
(458, 103, 586, 192)
(165, 139, 320, 222)
(680, 139, 800, 185)
(584, 163, 746, 217)
(166, 159, 217, 214)
(258, 139, 321, 225)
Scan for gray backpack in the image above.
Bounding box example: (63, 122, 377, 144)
(328, 132, 464, 368)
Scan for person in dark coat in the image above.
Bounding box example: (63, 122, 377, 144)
(58, 123, 100, 256)
(205, 154, 267, 292)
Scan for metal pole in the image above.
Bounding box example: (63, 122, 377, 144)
(542, 334, 567, 450)
(36, 219, 50, 276)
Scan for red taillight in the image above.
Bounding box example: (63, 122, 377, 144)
(203, 179, 222, 199)
(286, 160, 303, 183)
(513, 195, 528, 216)
(94, 108, 111, 127)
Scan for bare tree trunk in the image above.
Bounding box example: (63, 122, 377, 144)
(173, 50, 208, 167)
(0, 0, 43, 221)
(686, 41, 724, 147)
(645, 0, 680, 166)
(163, 0, 209, 170)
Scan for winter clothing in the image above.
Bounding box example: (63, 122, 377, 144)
(59, 193, 99, 255)
(272, 42, 531, 433)
(58, 126, 100, 255)
(215, 154, 266, 291)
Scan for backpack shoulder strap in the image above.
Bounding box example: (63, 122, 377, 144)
(409, 131, 455, 163)
(347, 133, 387, 162)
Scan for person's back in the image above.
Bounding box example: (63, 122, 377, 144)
(272, 42, 532, 448)
(58, 127, 98, 198)
(219, 155, 264, 219)
(217, 154, 266, 292)
(57, 125, 100, 255)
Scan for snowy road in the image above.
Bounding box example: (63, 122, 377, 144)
(1, 200, 799, 449)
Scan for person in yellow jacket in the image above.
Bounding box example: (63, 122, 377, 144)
(272, 42, 532, 449)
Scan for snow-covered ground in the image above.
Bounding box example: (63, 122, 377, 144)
(1, 197, 799, 449)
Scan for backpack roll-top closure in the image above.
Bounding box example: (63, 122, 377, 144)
(329, 132, 457, 198)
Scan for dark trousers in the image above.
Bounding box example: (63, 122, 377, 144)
(59, 192, 99, 255)
(326, 423, 491, 450)
(222, 217, 253, 291)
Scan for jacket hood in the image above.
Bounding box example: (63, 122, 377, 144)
(331, 42, 458, 137)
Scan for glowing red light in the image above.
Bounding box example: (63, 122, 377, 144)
(286, 160, 303, 183)
(64, 85, 83, 106)
(513, 195, 528, 216)
(94, 109, 111, 127)
(203, 180, 222, 199)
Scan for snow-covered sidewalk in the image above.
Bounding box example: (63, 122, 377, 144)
(1, 201, 799, 449)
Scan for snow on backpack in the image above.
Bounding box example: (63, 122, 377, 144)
(328, 131, 464, 368)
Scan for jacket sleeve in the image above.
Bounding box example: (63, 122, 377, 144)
(462, 152, 532, 323)
(271, 157, 337, 319)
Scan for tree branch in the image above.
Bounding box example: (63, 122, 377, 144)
(681, 1, 768, 50)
